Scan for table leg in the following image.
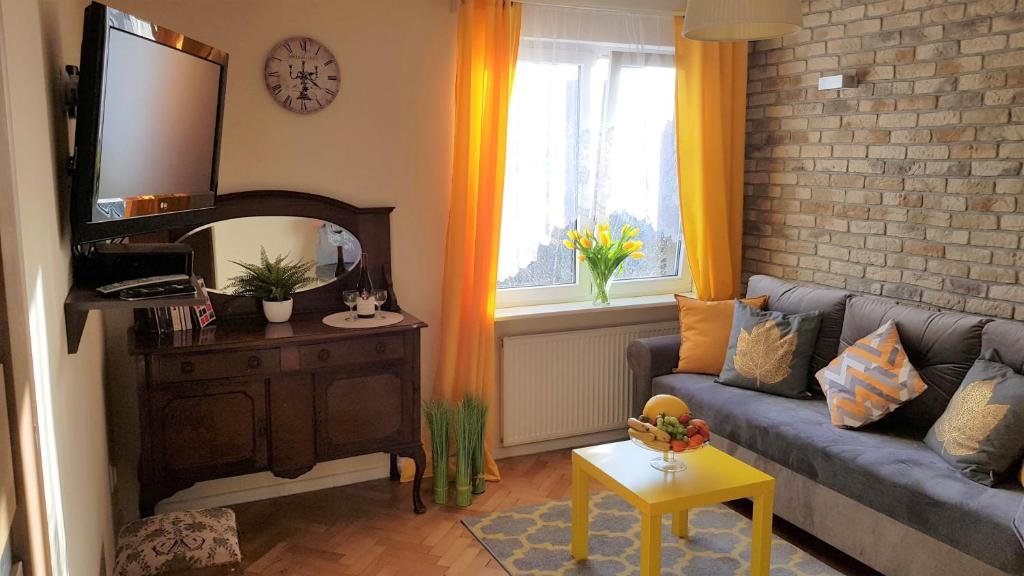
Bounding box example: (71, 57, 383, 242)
(639, 512, 661, 576)
(671, 509, 688, 538)
(751, 492, 774, 576)
(571, 459, 589, 561)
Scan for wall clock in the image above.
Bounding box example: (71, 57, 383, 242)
(264, 37, 340, 114)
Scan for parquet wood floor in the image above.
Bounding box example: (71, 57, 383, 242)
(232, 449, 879, 576)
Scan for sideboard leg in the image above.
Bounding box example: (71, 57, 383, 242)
(410, 445, 426, 514)
(389, 453, 400, 481)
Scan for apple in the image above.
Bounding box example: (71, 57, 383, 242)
(692, 419, 710, 439)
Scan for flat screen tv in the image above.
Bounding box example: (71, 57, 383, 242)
(71, 2, 228, 243)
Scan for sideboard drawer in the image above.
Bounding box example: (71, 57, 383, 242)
(155, 349, 281, 383)
(299, 335, 405, 369)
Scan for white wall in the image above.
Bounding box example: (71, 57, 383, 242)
(0, 0, 114, 573)
(99, 0, 458, 520)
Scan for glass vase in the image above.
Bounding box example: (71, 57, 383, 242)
(591, 272, 613, 306)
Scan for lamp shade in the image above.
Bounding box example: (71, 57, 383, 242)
(683, 0, 803, 42)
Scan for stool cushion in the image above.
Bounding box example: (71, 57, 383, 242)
(115, 508, 241, 576)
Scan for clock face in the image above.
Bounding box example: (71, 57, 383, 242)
(264, 37, 340, 114)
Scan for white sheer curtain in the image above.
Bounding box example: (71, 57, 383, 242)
(498, 4, 682, 292)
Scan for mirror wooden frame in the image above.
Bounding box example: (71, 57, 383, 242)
(169, 190, 396, 320)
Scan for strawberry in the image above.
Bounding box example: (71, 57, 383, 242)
(670, 439, 686, 452)
(688, 434, 705, 449)
(679, 413, 692, 425)
(686, 425, 698, 437)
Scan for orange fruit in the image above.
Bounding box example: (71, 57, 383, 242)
(642, 395, 690, 422)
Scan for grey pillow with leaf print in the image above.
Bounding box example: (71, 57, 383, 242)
(717, 301, 823, 399)
(925, 354, 1024, 486)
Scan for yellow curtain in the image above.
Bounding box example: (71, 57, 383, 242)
(434, 0, 521, 483)
(675, 16, 749, 300)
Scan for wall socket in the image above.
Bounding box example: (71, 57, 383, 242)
(818, 74, 857, 91)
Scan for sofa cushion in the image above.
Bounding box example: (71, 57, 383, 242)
(674, 294, 769, 375)
(983, 320, 1024, 375)
(652, 373, 1024, 574)
(817, 320, 928, 428)
(925, 357, 1024, 486)
(745, 275, 851, 389)
(840, 296, 991, 435)
(718, 302, 822, 398)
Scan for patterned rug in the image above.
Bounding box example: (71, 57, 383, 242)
(463, 491, 842, 575)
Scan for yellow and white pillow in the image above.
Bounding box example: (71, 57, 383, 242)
(816, 320, 928, 428)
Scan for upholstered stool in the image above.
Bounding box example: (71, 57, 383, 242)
(114, 508, 241, 576)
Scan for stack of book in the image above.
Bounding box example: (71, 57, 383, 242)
(138, 278, 216, 335)
(144, 306, 203, 333)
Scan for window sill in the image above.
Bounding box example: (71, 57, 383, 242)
(494, 293, 688, 323)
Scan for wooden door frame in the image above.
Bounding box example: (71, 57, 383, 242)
(0, 1, 53, 574)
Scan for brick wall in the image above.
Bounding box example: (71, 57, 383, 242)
(743, 0, 1024, 319)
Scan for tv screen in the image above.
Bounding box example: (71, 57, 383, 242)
(72, 2, 228, 243)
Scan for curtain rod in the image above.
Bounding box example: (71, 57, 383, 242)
(453, 0, 686, 16)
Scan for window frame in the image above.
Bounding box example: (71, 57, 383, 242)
(496, 39, 691, 309)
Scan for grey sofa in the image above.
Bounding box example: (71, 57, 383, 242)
(627, 275, 1024, 576)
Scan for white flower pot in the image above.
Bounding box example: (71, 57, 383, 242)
(262, 299, 293, 323)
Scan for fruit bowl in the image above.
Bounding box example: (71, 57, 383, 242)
(628, 394, 712, 472)
(629, 434, 708, 472)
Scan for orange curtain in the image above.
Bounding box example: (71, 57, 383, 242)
(675, 17, 749, 300)
(434, 0, 521, 482)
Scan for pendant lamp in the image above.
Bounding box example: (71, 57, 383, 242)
(683, 0, 803, 41)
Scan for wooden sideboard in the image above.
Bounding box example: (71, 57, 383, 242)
(129, 312, 427, 516)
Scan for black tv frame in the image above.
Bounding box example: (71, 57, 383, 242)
(71, 2, 229, 244)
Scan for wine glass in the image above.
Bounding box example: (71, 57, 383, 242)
(342, 290, 358, 321)
(373, 289, 388, 318)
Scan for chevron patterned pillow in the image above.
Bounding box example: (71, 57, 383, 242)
(816, 320, 928, 428)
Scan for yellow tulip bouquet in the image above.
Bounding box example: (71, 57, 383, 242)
(563, 223, 645, 305)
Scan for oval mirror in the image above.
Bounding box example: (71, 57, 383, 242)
(179, 216, 362, 294)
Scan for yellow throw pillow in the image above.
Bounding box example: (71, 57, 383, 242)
(674, 295, 769, 376)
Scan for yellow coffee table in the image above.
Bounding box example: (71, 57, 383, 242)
(571, 441, 775, 576)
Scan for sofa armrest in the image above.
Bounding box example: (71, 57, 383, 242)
(627, 335, 680, 416)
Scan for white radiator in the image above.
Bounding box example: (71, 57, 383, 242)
(500, 321, 678, 446)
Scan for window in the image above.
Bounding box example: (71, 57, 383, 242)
(497, 7, 689, 307)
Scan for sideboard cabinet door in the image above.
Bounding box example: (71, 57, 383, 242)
(148, 377, 269, 483)
(314, 366, 414, 459)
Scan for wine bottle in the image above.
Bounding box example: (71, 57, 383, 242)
(356, 253, 375, 319)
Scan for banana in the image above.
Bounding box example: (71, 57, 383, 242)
(627, 418, 648, 432)
(627, 418, 670, 442)
(628, 429, 656, 443)
(629, 429, 670, 451)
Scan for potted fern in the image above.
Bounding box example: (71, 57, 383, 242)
(225, 247, 315, 323)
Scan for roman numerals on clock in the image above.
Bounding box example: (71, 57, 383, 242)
(264, 36, 341, 114)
